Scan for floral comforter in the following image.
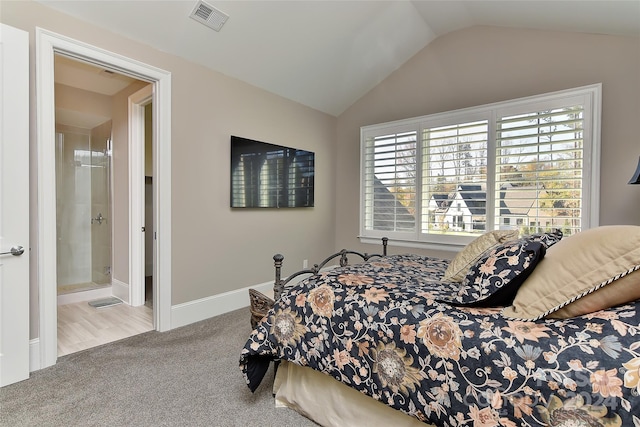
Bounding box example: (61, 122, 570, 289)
(239, 254, 640, 426)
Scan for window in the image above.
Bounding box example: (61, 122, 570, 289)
(360, 84, 600, 249)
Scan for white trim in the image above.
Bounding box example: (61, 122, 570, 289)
(358, 236, 462, 252)
(35, 28, 172, 370)
(153, 63, 172, 333)
(56, 286, 113, 305)
(35, 27, 59, 371)
(29, 339, 41, 373)
(171, 281, 273, 329)
(111, 278, 130, 304)
(170, 268, 348, 329)
(128, 85, 152, 307)
(588, 84, 602, 228)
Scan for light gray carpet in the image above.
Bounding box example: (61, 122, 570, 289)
(0, 307, 318, 426)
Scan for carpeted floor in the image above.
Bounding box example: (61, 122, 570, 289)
(0, 307, 318, 426)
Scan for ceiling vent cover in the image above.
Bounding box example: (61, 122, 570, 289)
(190, 1, 229, 32)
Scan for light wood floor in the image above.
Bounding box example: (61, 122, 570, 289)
(57, 300, 153, 356)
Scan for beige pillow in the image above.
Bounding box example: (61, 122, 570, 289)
(444, 229, 519, 282)
(502, 225, 640, 320)
(549, 269, 640, 318)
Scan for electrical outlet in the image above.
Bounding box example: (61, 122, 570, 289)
(303, 259, 308, 269)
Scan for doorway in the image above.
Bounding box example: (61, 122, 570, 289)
(53, 55, 155, 356)
(36, 28, 172, 370)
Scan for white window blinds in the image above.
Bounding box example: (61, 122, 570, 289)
(496, 105, 584, 236)
(360, 84, 599, 248)
(362, 130, 417, 233)
(421, 120, 488, 235)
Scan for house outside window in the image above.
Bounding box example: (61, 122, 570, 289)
(360, 84, 600, 249)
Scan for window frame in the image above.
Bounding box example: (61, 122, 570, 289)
(359, 84, 601, 251)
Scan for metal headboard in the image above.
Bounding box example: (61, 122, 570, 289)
(273, 237, 388, 301)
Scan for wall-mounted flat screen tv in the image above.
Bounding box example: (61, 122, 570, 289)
(230, 136, 315, 208)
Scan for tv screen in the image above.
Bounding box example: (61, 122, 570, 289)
(230, 136, 315, 208)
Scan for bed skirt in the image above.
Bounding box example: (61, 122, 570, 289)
(273, 361, 432, 427)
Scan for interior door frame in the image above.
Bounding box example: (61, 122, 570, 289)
(35, 28, 172, 369)
(128, 85, 152, 307)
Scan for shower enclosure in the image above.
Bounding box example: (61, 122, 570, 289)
(56, 121, 113, 297)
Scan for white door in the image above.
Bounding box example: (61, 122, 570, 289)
(0, 24, 30, 387)
(128, 85, 153, 307)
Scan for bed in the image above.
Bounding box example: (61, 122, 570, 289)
(240, 225, 640, 426)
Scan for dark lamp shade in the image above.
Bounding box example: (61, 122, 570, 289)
(630, 157, 640, 185)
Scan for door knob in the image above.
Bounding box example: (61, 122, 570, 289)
(0, 246, 25, 256)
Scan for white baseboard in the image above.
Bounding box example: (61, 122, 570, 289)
(171, 280, 273, 329)
(30, 280, 275, 372)
(111, 278, 129, 304)
(169, 269, 332, 329)
(29, 338, 41, 372)
(57, 286, 113, 305)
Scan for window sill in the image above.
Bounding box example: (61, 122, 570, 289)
(358, 236, 466, 253)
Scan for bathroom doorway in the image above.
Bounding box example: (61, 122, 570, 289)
(54, 54, 153, 356)
(37, 28, 172, 370)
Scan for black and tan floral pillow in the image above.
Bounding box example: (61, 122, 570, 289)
(443, 229, 519, 283)
(438, 238, 546, 307)
(524, 228, 563, 249)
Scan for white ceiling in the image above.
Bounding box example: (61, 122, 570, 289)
(40, 0, 640, 117)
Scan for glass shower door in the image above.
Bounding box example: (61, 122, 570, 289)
(90, 121, 113, 286)
(55, 121, 112, 294)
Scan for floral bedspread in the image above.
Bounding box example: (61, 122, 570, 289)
(240, 254, 640, 426)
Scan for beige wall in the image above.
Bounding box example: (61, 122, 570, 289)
(336, 25, 640, 258)
(2, 1, 337, 338)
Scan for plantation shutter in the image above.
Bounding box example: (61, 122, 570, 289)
(362, 130, 417, 233)
(495, 105, 584, 236)
(421, 121, 488, 234)
(360, 85, 598, 247)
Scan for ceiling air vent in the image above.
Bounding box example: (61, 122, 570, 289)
(190, 1, 229, 32)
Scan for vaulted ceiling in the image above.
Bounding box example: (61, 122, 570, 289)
(39, 0, 640, 116)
